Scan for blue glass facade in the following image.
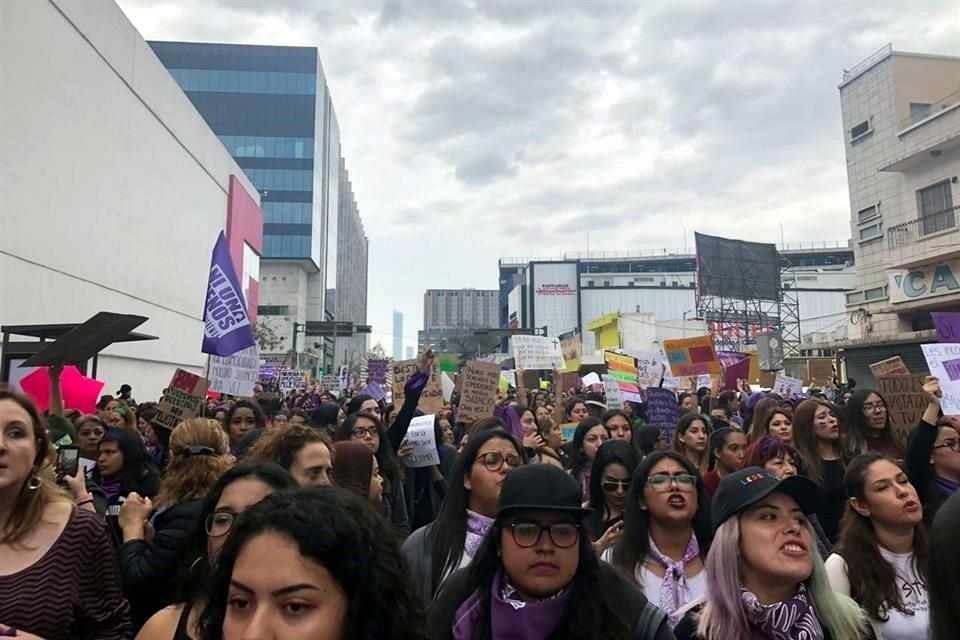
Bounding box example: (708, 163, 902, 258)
(149, 41, 338, 269)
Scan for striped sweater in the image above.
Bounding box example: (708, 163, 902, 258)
(0, 508, 131, 639)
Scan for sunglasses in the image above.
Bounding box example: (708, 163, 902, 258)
(602, 479, 629, 492)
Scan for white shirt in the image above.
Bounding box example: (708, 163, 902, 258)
(825, 550, 929, 640)
(601, 548, 707, 614)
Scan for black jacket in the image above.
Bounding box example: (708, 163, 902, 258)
(906, 418, 952, 524)
(118, 499, 204, 630)
(427, 563, 674, 640)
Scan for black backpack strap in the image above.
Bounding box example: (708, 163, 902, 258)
(635, 601, 669, 639)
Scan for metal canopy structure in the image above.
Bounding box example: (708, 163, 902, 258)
(1, 313, 158, 382)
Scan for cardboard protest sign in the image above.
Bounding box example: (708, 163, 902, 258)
(522, 370, 541, 392)
(869, 356, 910, 378)
(646, 387, 680, 443)
(758, 370, 777, 389)
(404, 414, 440, 467)
(921, 344, 960, 415)
(511, 335, 566, 370)
(876, 374, 930, 445)
(278, 368, 308, 394)
(208, 345, 259, 397)
(772, 374, 804, 399)
(365, 357, 391, 384)
(458, 361, 501, 423)
(154, 369, 209, 430)
(663, 336, 720, 377)
(807, 359, 834, 386)
(932, 312, 960, 343)
(556, 371, 581, 395)
(602, 375, 624, 410)
(392, 359, 444, 413)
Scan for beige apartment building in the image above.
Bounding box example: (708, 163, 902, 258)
(837, 45, 960, 383)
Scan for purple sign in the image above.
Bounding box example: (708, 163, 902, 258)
(201, 232, 256, 357)
(717, 351, 750, 391)
(367, 358, 390, 385)
(361, 382, 386, 402)
(943, 358, 960, 382)
(932, 312, 960, 343)
(646, 387, 680, 443)
(258, 366, 278, 381)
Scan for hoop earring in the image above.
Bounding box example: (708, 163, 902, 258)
(189, 555, 205, 576)
(27, 472, 42, 491)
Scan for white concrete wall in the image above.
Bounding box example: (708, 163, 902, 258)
(0, 0, 258, 399)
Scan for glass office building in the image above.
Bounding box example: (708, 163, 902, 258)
(149, 42, 339, 292)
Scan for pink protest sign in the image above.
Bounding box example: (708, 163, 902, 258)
(19, 366, 105, 414)
(932, 312, 960, 343)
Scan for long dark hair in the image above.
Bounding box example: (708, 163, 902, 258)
(443, 518, 635, 639)
(610, 451, 711, 582)
(428, 429, 523, 595)
(836, 453, 929, 621)
(792, 398, 843, 484)
(334, 411, 400, 495)
(635, 425, 662, 456)
(930, 492, 960, 640)
(92, 428, 159, 493)
(198, 487, 429, 640)
(570, 417, 609, 476)
(346, 393, 378, 416)
(843, 389, 903, 458)
(583, 440, 639, 540)
(172, 462, 297, 602)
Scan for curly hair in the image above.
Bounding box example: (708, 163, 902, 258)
(154, 418, 232, 508)
(245, 422, 332, 473)
(198, 487, 429, 640)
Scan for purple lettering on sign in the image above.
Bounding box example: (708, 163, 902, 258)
(932, 312, 960, 343)
(943, 358, 960, 382)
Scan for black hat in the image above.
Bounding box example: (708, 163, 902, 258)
(711, 467, 821, 530)
(496, 464, 591, 522)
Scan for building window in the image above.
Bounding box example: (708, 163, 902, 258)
(219, 135, 314, 159)
(258, 305, 290, 316)
(917, 180, 955, 235)
(587, 280, 595, 287)
(857, 204, 879, 225)
(850, 119, 872, 142)
(864, 287, 886, 301)
(910, 103, 932, 124)
(166, 68, 316, 95)
(858, 222, 883, 243)
(846, 291, 865, 304)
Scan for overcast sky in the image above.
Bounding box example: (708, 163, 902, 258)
(117, 0, 959, 352)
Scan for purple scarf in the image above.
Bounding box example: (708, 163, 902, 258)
(935, 475, 959, 496)
(647, 534, 700, 628)
(452, 569, 572, 640)
(741, 585, 824, 640)
(464, 510, 495, 559)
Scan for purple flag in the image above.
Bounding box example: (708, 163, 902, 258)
(932, 312, 960, 343)
(202, 232, 256, 357)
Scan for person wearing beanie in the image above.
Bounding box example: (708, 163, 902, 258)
(673, 467, 871, 640)
(331, 440, 383, 504)
(428, 464, 673, 640)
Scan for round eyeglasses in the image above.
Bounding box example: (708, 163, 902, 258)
(509, 521, 580, 548)
(474, 452, 522, 472)
(205, 511, 237, 537)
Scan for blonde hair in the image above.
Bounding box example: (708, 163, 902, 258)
(0, 389, 71, 547)
(154, 418, 232, 508)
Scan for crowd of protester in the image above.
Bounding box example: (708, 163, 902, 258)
(1, 348, 958, 639)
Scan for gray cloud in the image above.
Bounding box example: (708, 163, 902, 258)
(454, 151, 515, 185)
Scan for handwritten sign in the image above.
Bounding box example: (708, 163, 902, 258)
(876, 375, 929, 445)
(646, 386, 680, 443)
(153, 369, 209, 431)
(278, 368, 308, 394)
(932, 312, 960, 343)
(404, 414, 440, 467)
(320, 374, 340, 391)
(366, 357, 391, 384)
(772, 374, 804, 399)
(208, 345, 259, 397)
(512, 335, 566, 370)
(392, 359, 443, 413)
(458, 361, 501, 423)
(869, 356, 910, 378)
(627, 350, 665, 389)
(921, 344, 960, 415)
(602, 374, 624, 410)
(604, 351, 642, 402)
(663, 335, 720, 377)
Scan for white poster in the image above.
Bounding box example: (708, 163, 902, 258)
(441, 372, 455, 402)
(404, 414, 440, 467)
(773, 374, 804, 399)
(208, 345, 260, 397)
(531, 261, 579, 338)
(512, 335, 566, 370)
(602, 375, 624, 410)
(921, 343, 960, 415)
(627, 350, 665, 389)
(508, 284, 524, 329)
(278, 368, 308, 394)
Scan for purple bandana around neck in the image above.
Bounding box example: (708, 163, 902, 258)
(464, 509, 495, 559)
(647, 533, 700, 628)
(935, 475, 959, 496)
(740, 585, 824, 640)
(452, 568, 571, 640)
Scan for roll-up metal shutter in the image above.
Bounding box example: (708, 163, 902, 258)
(841, 343, 929, 389)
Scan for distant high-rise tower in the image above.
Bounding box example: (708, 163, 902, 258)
(406, 346, 415, 359)
(392, 310, 403, 360)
